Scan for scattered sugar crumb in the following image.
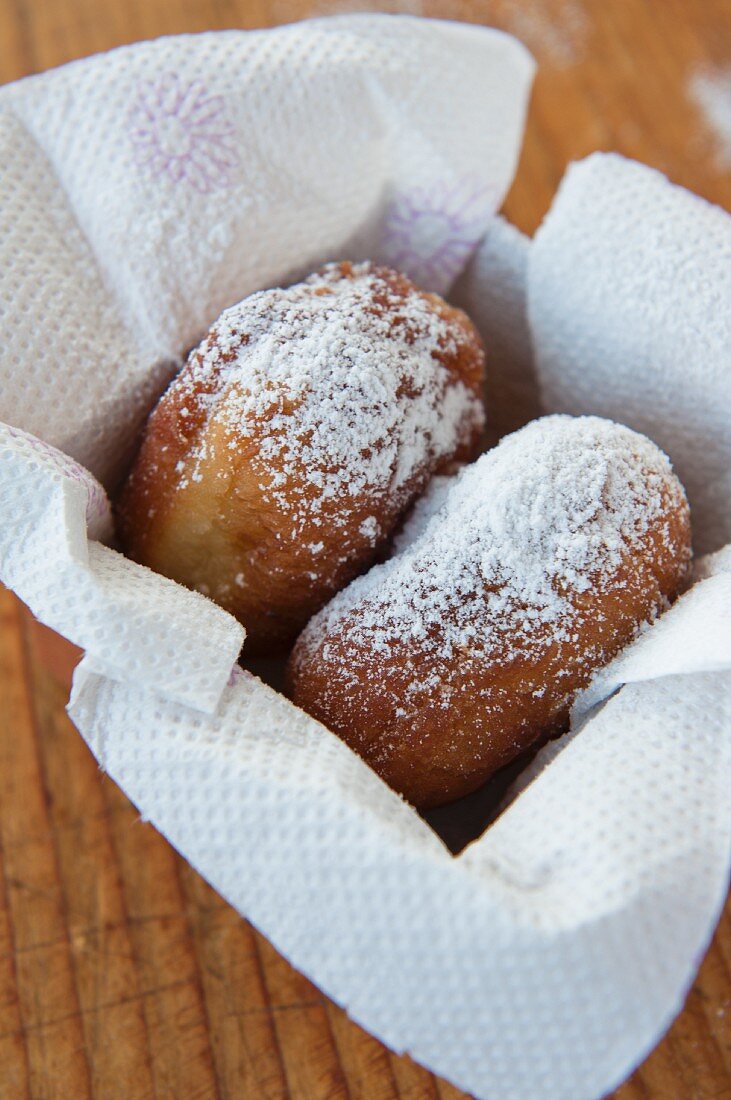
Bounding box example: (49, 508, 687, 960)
(499, 0, 588, 67)
(359, 516, 379, 540)
(271, 0, 587, 66)
(689, 66, 731, 170)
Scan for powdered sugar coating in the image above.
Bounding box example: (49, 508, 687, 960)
(290, 416, 691, 806)
(298, 416, 686, 662)
(171, 262, 484, 526)
(392, 472, 457, 554)
(119, 261, 485, 652)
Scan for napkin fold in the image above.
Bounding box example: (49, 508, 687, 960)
(0, 13, 532, 706)
(452, 214, 539, 442)
(528, 152, 731, 554)
(68, 661, 731, 1100)
(0, 423, 244, 711)
(0, 16, 533, 488)
(1, 20, 729, 1100)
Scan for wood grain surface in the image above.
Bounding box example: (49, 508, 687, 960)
(0, 0, 729, 1096)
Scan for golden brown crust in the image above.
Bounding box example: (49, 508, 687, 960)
(117, 262, 486, 653)
(288, 416, 692, 809)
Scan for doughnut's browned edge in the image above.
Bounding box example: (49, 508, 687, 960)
(116, 263, 486, 654)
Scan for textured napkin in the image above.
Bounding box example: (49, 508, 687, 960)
(0, 16, 532, 489)
(527, 152, 731, 555)
(452, 214, 538, 443)
(1, 19, 730, 1100)
(0, 14, 532, 710)
(0, 423, 243, 710)
(68, 661, 731, 1100)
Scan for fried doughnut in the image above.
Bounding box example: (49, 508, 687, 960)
(288, 415, 692, 808)
(118, 262, 485, 653)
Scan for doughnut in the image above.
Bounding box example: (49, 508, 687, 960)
(288, 415, 692, 808)
(118, 262, 485, 653)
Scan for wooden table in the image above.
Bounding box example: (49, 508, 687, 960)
(1, 1, 729, 1096)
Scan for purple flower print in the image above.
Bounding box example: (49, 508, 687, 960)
(129, 74, 240, 194)
(380, 179, 495, 292)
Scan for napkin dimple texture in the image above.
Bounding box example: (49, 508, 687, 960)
(0, 15, 532, 708)
(4, 19, 534, 350)
(1, 18, 532, 490)
(68, 666, 731, 1100)
(452, 214, 539, 443)
(0, 107, 172, 488)
(0, 423, 244, 711)
(1, 21, 730, 1100)
(528, 152, 731, 555)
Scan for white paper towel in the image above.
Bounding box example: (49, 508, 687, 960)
(452, 214, 539, 443)
(0, 13, 532, 701)
(528, 152, 731, 555)
(1, 19, 730, 1100)
(0, 105, 175, 489)
(0, 422, 244, 711)
(67, 663, 731, 1100)
(0, 16, 533, 488)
